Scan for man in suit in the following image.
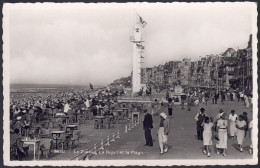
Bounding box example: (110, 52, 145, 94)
(143, 109, 153, 146)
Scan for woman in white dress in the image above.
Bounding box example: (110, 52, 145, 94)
(202, 116, 214, 157)
(158, 112, 170, 154)
(236, 115, 247, 152)
(228, 110, 238, 139)
(216, 112, 228, 156)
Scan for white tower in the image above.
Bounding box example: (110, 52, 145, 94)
(130, 14, 146, 94)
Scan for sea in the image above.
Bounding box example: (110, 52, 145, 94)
(10, 83, 104, 100)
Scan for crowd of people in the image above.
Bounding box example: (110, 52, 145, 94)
(165, 88, 253, 111)
(144, 87, 254, 156)
(194, 108, 253, 157)
(9, 84, 253, 160)
(9, 87, 128, 160)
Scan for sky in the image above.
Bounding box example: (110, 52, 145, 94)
(5, 2, 256, 85)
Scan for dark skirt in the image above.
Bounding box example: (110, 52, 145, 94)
(168, 108, 172, 116)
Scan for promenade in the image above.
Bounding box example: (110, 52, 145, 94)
(20, 98, 253, 161)
(92, 100, 253, 160)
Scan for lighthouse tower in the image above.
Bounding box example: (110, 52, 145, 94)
(130, 14, 146, 94)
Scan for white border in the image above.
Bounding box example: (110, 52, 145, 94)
(3, 2, 258, 166)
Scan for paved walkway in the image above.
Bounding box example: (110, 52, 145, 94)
(92, 100, 253, 160)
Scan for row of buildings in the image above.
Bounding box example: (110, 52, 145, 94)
(141, 35, 253, 92)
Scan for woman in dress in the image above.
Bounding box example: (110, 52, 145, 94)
(228, 110, 238, 139)
(158, 112, 170, 154)
(236, 115, 247, 152)
(202, 116, 214, 157)
(216, 112, 228, 156)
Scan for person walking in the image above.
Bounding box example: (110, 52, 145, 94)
(181, 94, 186, 109)
(236, 91, 240, 102)
(220, 91, 225, 105)
(158, 112, 170, 154)
(202, 116, 214, 157)
(195, 107, 207, 140)
(143, 109, 153, 147)
(214, 92, 219, 104)
(168, 98, 173, 118)
(216, 112, 228, 156)
(230, 92, 234, 101)
(244, 95, 250, 108)
(236, 115, 247, 152)
(166, 90, 170, 102)
(214, 109, 224, 140)
(228, 110, 238, 139)
(187, 96, 191, 111)
(243, 112, 249, 138)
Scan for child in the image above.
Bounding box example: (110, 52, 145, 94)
(202, 116, 214, 157)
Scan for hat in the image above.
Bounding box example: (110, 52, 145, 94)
(160, 112, 167, 119)
(219, 109, 224, 113)
(22, 110, 26, 113)
(200, 107, 205, 112)
(17, 116, 22, 120)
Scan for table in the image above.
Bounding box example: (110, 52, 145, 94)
(52, 131, 65, 149)
(94, 116, 105, 129)
(65, 125, 78, 133)
(21, 138, 40, 160)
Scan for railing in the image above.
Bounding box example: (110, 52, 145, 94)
(70, 115, 143, 161)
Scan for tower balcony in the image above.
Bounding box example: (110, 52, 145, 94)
(130, 36, 144, 43)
